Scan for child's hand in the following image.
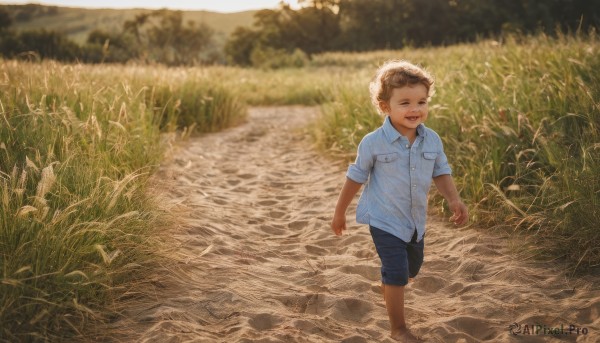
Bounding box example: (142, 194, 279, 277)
(331, 213, 346, 236)
(449, 200, 468, 226)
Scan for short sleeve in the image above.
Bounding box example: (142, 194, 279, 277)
(432, 138, 452, 177)
(346, 136, 374, 184)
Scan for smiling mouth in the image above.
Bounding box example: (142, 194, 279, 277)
(406, 116, 420, 121)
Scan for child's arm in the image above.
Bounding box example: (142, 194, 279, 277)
(331, 178, 363, 236)
(433, 174, 469, 226)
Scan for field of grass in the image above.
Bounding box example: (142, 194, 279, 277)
(309, 33, 600, 271)
(1, 31, 598, 341)
(0, 61, 245, 340)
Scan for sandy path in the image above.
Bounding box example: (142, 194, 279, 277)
(117, 107, 599, 343)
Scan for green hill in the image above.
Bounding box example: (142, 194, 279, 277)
(1, 4, 257, 45)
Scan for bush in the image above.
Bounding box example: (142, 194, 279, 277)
(250, 46, 308, 69)
(0, 29, 80, 62)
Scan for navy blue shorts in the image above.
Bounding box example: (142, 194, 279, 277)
(369, 225, 424, 286)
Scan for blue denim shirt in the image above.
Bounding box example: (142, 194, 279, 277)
(346, 116, 452, 243)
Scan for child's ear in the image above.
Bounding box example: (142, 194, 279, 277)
(379, 101, 390, 114)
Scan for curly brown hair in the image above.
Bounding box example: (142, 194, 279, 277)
(369, 60, 435, 114)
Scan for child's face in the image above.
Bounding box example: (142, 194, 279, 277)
(380, 84, 429, 136)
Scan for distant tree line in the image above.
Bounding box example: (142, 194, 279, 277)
(0, 6, 217, 65)
(2, 3, 59, 22)
(226, 0, 600, 66)
(1, 1, 599, 66)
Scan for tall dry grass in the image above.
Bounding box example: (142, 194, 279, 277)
(200, 66, 333, 106)
(311, 33, 600, 270)
(0, 61, 245, 341)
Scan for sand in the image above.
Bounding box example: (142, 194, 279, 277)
(110, 107, 600, 342)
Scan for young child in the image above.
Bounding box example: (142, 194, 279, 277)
(331, 60, 468, 342)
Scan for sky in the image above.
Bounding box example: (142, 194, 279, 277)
(1, 0, 301, 12)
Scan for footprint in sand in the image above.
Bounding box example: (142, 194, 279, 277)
(288, 220, 308, 230)
(258, 224, 286, 235)
(257, 200, 278, 206)
(338, 264, 381, 282)
(268, 210, 287, 219)
(305, 244, 328, 255)
(237, 173, 256, 180)
(411, 275, 448, 293)
(247, 313, 283, 331)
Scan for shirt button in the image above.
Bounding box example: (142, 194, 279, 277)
(412, 184, 417, 188)
(405, 144, 409, 148)
(411, 167, 415, 170)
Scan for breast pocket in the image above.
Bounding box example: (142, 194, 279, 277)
(374, 152, 399, 173)
(421, 152, 437, 175)
(376, 152, 399, 163)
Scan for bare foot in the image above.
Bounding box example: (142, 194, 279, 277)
(391, 328, 422, 342)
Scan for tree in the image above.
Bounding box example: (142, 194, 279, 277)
(1, 29, 80, 61)
(123, 9, 215, 65)
(224, 9, 286, 66)
(279, 4, 340, 54)
(336, 0, 414, 50)
(0, 8, 12, 30)
(84, 29, 137, 63)
(225, 26, 261, 66)
(224, 4, 341, 66)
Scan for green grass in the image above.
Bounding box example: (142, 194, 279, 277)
(195, 66, 333, 106)
(310, 33, 600, 271)
(0, 60, 245, 341)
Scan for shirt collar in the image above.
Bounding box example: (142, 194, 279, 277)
(382, 116, 427, 143)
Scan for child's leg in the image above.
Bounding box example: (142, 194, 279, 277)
(384, 283, 406, 331)
(384, 283, 422, 341)
(381, 277, 414, 300)
(370, 227, 423, 341)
